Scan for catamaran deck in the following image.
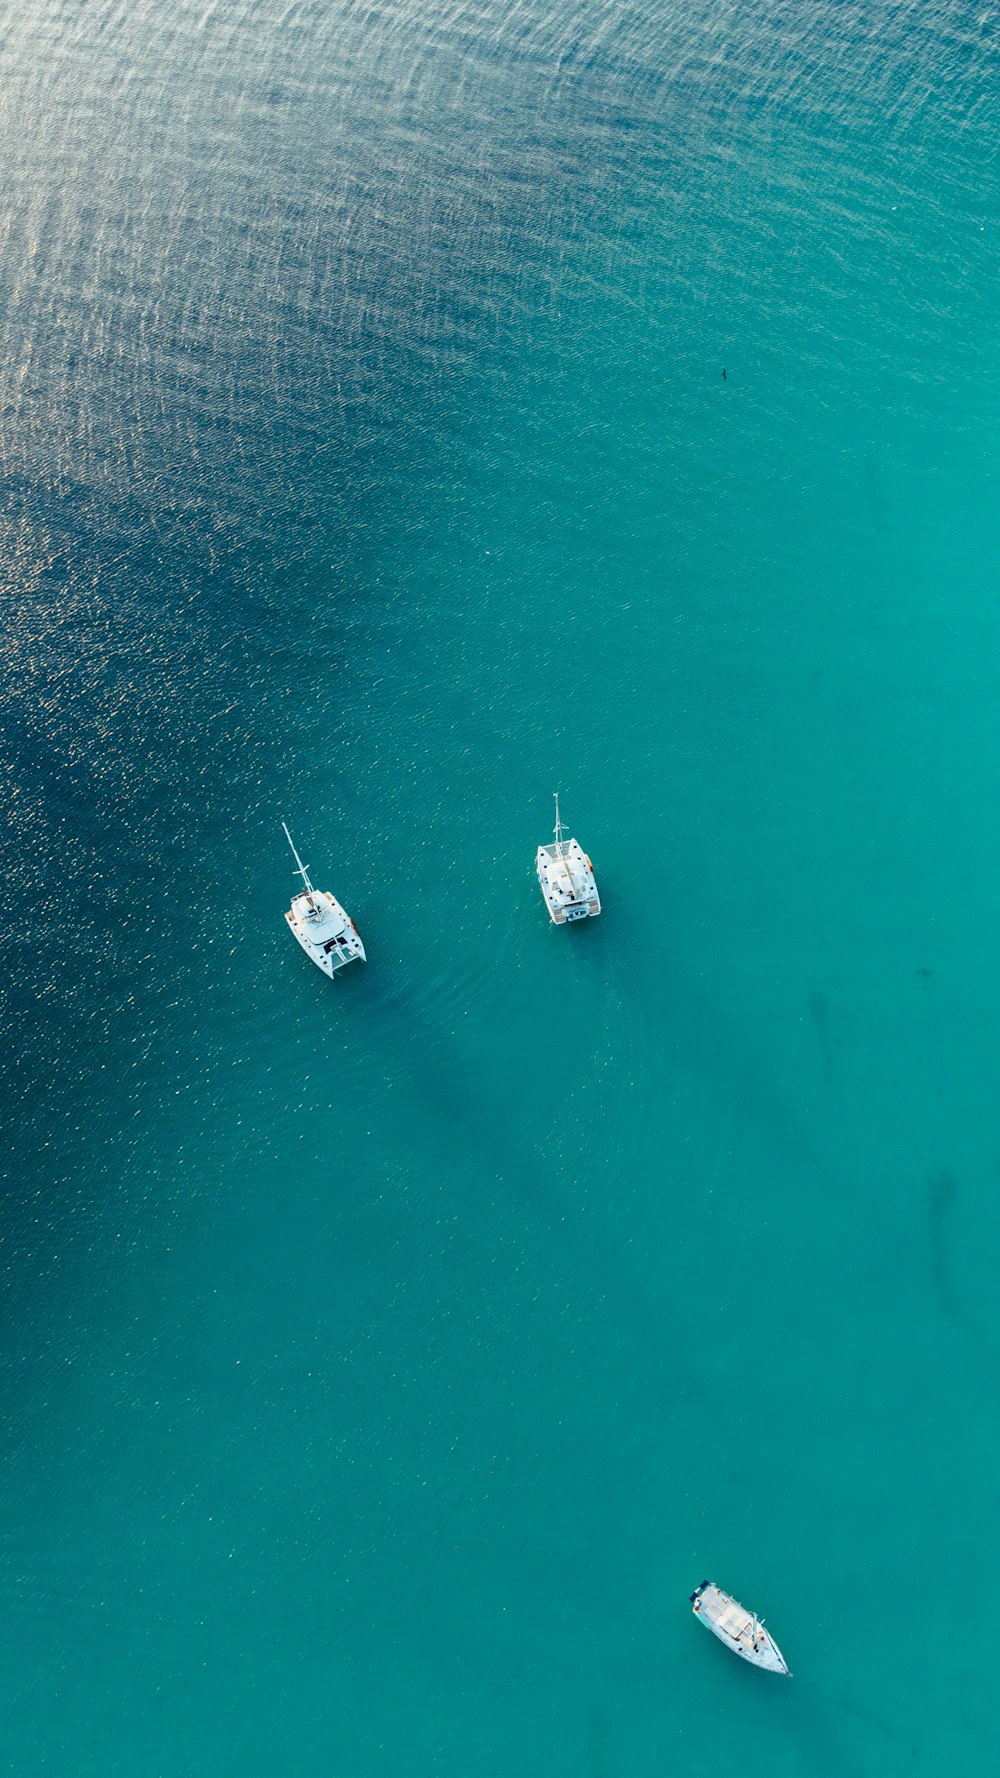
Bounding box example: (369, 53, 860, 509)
(286, 889, 364, 974)
(282, 824, 365, 980)
(536, 837, 600, 924)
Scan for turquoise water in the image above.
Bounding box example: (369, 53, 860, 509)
(1, 1, 998, 1770)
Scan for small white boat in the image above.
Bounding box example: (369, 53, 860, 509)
(535, 794, 600, 925)
(690, 1581, 790, 1675)
(282, 822, 365, 979)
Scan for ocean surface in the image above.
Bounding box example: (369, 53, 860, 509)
(0, 1, 997, 1771)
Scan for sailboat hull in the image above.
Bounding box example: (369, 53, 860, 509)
(690, 1582, 790, 1674)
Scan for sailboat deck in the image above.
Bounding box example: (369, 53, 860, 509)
(692, 1583, 790, 1674)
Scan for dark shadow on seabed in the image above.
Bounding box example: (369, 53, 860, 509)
(806, 989, 835, 1084)
(789, 1676, 922, 1771)
(925, 1168, 977, 1342)
(683, 1626, 905, 1777)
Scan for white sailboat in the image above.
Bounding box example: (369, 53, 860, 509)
(535, 794, 600, 924)
(689, 1581, 790, 1675)
(282, 823, 365, 978)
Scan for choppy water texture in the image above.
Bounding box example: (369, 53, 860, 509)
(1, 1, 998, 1771)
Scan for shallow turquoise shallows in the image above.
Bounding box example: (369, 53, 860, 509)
(1, 2, 997, 1771)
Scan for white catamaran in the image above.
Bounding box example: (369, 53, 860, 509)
(282, 823, 365, 979)
(689, 1581, 790, 1675)
(535, 794, 600, 925)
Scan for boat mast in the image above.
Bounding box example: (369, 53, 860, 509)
(553, 791, 576, 894)
(282, 821, 317, 909)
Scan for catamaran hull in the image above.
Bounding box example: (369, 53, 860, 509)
(285, 891, 365, 978)
(535, 847, 600, 924)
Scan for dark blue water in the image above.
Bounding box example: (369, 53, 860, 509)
(1, 2, 998, 1771)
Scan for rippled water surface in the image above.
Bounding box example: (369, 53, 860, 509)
(1, 2, 998, 1771)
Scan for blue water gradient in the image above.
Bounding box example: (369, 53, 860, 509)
(0, 1, 997, 1771)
